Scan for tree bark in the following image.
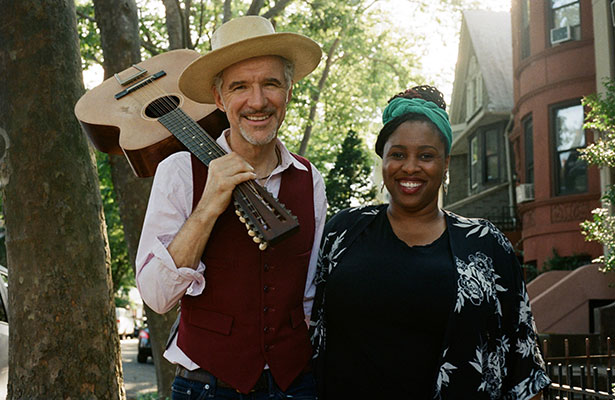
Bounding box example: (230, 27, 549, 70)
(162, 0, 184, 49)
(93, 0, 179, 397)
(0, 1, 123, 398)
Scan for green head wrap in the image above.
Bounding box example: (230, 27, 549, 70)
(381, 97, 452, 154)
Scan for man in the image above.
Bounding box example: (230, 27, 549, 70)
(135, 15, 326, 399)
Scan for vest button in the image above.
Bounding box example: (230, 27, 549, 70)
(263, 285, 269, 293)
(264, 326, 270, 333)
(263, 306, 269, 313)
(264, 263, 270, 272)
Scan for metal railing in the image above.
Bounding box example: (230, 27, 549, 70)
(542, 336, 615, 399)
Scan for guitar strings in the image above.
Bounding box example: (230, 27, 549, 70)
(127, 76, 274, 235)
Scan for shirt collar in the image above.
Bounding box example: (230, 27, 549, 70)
(216, 129, 308, 173)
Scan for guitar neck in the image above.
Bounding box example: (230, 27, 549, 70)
(158, 108, 225, 165)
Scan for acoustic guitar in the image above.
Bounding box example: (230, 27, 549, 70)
(74, 49, 299, 250)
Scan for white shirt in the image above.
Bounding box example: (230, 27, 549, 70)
(135, 132, 327, 369)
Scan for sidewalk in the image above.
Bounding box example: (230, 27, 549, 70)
(121, 338, 157, 400)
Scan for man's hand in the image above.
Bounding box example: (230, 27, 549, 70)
(196, 152, 257, 218)
(167, 152, 255, 270)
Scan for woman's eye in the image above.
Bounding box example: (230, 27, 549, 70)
(420, 153, 435, 160)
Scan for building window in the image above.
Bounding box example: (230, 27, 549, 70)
(470, 136, 479, 188)
(521, 0, 531, 59)
(484, 127, 501, 183)
(523, 115, 534, 184)
(552, 102, 587, 195)
(469, 123, 504, 190)
(549, 0, 581, 45)
(465, 56, 483, 120)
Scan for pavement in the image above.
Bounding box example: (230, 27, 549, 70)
(121, 338, 157, 400)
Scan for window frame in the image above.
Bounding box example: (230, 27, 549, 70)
(548, 0, 581, 44)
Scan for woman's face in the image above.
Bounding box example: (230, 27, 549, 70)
(382, 120, 450, 215)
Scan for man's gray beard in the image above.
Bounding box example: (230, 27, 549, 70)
(239, 125, 277, 146)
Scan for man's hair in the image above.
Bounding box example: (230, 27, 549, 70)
(213, 56, 294, 95)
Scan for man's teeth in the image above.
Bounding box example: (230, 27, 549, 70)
(246, 115, 269, 121)
(400, 181, 421, 188)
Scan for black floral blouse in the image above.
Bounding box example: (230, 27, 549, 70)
(310, 205, 550, 399)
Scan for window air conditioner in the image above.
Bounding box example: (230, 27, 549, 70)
(516, 183, 535, 203)
(550, 25, 572, 45)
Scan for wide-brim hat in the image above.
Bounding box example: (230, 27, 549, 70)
(179, 16, 322, 104)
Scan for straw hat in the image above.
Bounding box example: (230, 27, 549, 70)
(178, 16, 322, 104)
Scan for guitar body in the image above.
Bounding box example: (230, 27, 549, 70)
(74, 49, 228, 177)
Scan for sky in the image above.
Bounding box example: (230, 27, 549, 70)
(83, 0, 513, 102)
(374, 0, 512, 103)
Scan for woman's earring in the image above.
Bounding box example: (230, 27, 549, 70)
(442, 170, 449, 194)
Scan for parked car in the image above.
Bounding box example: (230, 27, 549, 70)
(137, 327, 152, 364)
(0, 265, 9, 399)
(115, 307, 135, 339)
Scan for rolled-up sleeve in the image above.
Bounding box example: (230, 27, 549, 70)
(136, 152, 206, 314)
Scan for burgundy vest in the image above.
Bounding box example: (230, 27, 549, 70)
(177, 153, 315, 394)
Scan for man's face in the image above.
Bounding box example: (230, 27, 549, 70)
(213, 56, 291, 147)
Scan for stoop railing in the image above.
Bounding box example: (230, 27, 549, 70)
(542, 336, 614, 399)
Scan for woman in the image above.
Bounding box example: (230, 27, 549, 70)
(310, 86, 550, 399)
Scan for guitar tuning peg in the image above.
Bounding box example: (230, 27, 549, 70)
(245, 223, 251, 230)
(239, 216, 246, 223)
(235, 209, 241, 217)
(252, 236, 261, 243)
(248, 230, 256, 237)
(259, 242, 268, 251)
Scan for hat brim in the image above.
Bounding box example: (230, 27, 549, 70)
(178, 33, 322, 104)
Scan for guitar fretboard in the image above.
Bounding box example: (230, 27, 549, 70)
(158, 108, 225, 165)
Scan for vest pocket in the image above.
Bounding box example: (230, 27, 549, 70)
(290, 305, 306, 329)
(188, 307, 234, 336)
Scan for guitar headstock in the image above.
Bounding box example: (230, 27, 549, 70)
(233, 181, 299, 251)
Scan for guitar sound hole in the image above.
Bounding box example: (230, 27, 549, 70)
(144, 95, 180, 118)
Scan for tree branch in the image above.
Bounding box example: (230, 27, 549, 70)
(261, 0, 293, 19)
(247, 0, 265, 15)
(223, 0, 232, 23)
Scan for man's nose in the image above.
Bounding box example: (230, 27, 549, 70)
(247, 86, 267, 109)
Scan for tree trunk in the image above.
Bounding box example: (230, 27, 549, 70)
(298, 36, 341, 156)
(0, 1, 123, 398)
(93, 0, 178, 397)
(162, 0, 184, 49)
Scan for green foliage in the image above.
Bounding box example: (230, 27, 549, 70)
(325, 130, 377, 217)
(280, 0, 422, 173)
(579, 78, 615, 273)
(542, 248, 592, 272)
(96, 152, 134, 300)
(75, 1, 102, 69)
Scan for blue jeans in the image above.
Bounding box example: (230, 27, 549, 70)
(171, 370, 316, 400)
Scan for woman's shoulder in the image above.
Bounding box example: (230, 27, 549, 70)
(327, 204, 386, 228)
(443, 209, 515, 255)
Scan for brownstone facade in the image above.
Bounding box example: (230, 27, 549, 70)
(510, 0, 603, 269)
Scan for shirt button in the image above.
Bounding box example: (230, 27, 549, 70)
(264, 264, 270, 272)
(263, 285, 269, 293)
(263, 306, 269, 313)
(264, 326, 270, 333)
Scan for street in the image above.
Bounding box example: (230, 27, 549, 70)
(121, 338, 157, 400)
